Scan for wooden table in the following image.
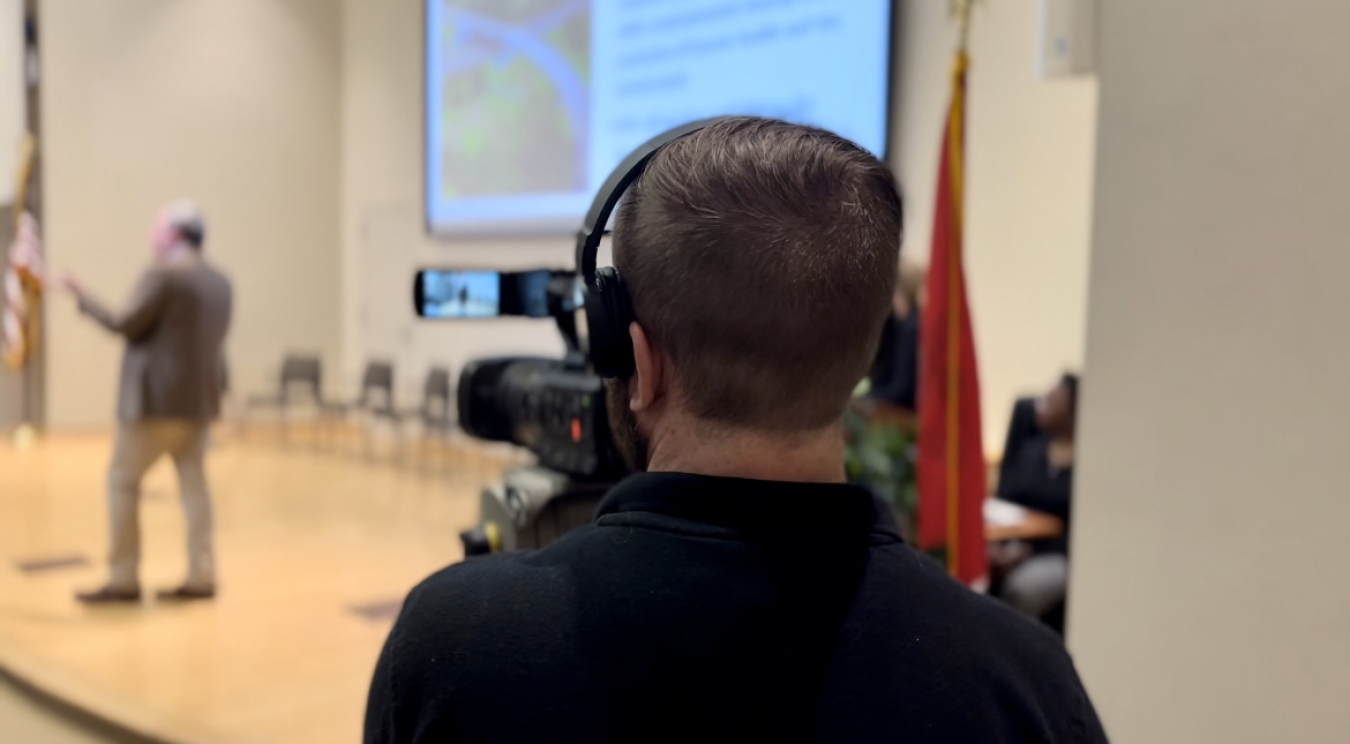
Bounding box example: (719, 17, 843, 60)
(984, 499, 1066, 542)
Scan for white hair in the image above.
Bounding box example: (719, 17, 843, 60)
(164, 199, 206, 249)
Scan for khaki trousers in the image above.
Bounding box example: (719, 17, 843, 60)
(106, 420, 216, 592)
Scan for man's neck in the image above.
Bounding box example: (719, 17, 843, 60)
(644, 419, 847, 484)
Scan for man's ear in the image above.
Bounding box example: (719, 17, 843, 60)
(629, 321, 663, 412)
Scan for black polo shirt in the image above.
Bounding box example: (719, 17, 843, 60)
(365, 473, 1106, 743)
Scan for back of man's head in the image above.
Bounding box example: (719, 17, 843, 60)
(163, 199, 206, 251)
(614, 117, 902, 434)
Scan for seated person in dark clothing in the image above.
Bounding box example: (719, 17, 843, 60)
(868, 262, 924, 410)
(365, 119, 1105, 744)
(994, 373, 1080, 623)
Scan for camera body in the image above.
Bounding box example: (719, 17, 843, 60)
(457, 356, 623, 480)
(458, 466, 613, 556)
(415, 266, 626, 480)
(415, 267, 629, 556)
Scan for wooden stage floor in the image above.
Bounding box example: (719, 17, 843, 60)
(0, 429, 517, 744)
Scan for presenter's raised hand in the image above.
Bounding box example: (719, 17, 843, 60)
(50, 270, 84, 299)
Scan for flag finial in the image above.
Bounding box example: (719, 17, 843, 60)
(949, 0, 982, 53)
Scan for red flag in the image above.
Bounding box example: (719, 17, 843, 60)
(917, 52, 987, 586)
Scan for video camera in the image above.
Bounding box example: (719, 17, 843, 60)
(414, 120, 716, 556)
(413, 267, 626, 482)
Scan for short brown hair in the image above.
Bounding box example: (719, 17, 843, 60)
(614, 117, 902, 432)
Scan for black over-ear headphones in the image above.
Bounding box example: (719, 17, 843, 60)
(575, 118, 722, 379)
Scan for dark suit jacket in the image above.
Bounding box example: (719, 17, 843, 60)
(80, 253, 233, 422)
(998, 397, 1074, 553)
(868, 310, 920, 410)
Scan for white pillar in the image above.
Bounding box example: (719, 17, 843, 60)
(1070, 1, 1350, 741)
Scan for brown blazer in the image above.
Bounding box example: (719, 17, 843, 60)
(80, 252, 233, 422)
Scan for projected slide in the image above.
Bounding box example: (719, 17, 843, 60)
(426, 0, 892, 235)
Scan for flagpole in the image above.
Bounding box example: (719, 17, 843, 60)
(944, 0, 976, 578)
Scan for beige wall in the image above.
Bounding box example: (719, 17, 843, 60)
(895, 0, 1098, 450)
(0, 0, 23, 205)
(35, 0, 1099, 436)
(341, 0, 564, 396)
(343, 0, 1098, 443)
(41, 0, 342, 428)
(1069, 1, 1350, 741)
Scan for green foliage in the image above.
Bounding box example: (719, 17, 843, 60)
(843, 403, 918, 542)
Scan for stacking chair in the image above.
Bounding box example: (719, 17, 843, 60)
(329, 360, 401, 456)
(245, 354, 337, 443)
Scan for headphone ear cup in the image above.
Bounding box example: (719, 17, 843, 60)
(586, 267, 636, 379)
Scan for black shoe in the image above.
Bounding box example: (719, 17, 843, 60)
(156, 585, 216, 602)
(76, 586, 142, 604)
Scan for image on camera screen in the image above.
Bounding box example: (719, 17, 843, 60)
(422, 270, 500, 318)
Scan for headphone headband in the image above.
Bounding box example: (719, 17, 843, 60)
(574, 118, 722, 284)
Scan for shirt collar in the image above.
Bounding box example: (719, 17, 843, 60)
(596, 472, 904, 542)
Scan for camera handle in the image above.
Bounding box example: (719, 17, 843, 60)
(547, 274, 588, 371)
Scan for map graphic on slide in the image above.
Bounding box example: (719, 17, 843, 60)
(433, 0, 589, 200)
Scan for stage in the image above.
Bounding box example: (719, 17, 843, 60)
(0, 428, 515, 743)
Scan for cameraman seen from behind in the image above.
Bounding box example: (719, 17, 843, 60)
(365, 118, 1105, 743)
